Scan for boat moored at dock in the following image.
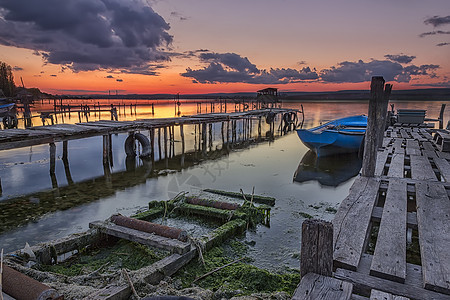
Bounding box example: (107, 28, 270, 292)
(296, 115, 367, 157)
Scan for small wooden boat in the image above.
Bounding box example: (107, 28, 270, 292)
(296, 115, 367, 157)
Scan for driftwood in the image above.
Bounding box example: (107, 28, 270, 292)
(122, 269, 139, 299)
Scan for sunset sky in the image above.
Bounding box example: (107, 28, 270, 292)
(0, 0, 449, 95)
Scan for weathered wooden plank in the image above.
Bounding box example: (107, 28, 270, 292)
(333, 176, 379, 270)
(89, 221, 191, 254)
(370, 289, 410, 300)
(375, 151, 389, 176)
(335, 268, 450, 300)
(400, 129, 409, 139)
(393, 139, 405, 154)
(382, 137, 392, 148)
(370, 179, 407, 282)
(371, 207, 417, 230)
(387, 153, 405, 178)
(437, 151, 450, 160)
(411, 132, 426, 142)
(422, 150, 438, 158)
(433, 157, 450, 182)
(83, 284, 130, 300)
(292, 273, 353, 300)
(423, 141, 436, 152)
(405, 140, 421, 156)
(416, 182, 450, 294)
(410, 155, 436, 180)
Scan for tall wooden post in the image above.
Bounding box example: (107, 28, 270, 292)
(149, 128, 155, 163)
(62, 141, 74, 185)
(300, 219, 333, 277)
(180, 124, 185, 167)
(49, 142, 58, 188)
(158, 128, 162, 160)
(202, 122, 207, 155)
(438, 103, 446, 129)
(361, 77, 392, 177)
(164, 126, 168, 160)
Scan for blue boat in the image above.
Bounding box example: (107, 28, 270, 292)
(296, 115, 367, 157)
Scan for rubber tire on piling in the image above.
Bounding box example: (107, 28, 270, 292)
(2, 114, 18, 129)
(124, 132, 151, 157)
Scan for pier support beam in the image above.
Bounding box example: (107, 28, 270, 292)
(62, 140, 74, 185)
(49, 142, 58, 189)
(361, 76, 392, 177)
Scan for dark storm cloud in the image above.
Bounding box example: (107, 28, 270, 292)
(384, 54, 416, 64)
(0, 0, 173, 75)
(199, 52, 259, 73)
(419, 30, 450, 37)
(320, 60, 439, 83)
(50, 74, 57, 77)
(424, 15, 450, 27)
(116, 79, 123, 82)
(13, 66, 23, 71)
(437, 42, 450, 46)
(106, 75, 114, 78)
(181, 52, 318, 84)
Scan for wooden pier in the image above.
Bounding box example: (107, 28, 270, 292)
(294, 77, 450, 300)
(0, 108, 300, 151)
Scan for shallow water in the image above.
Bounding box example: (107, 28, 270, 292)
(0, 99, 447, 271)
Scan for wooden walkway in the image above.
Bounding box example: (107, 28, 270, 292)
(0, 108, 297, 151)
(294, 124, 450, 300)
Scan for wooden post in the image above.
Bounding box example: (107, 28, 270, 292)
(164, 126, 168, 160)
(180, 124, 185, 167)
(375, 84, 392, 149)
(438, 103, 446, 129)
(361, 77, 392, 177)
(300, 219, 333, 278)
(180, 124, 185, 154)
(158, 128, 162, 160)
(202, 122, 207, 155)
(149, 128, 155, 163)
(49, 143, 58, 188)
(208, 123, 213, 150)
(62, 141, 74, 185)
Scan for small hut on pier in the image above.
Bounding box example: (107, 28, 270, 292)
(256, 88, 279, 108)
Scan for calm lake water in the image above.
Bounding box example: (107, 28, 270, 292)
(0, 99, 447, 271)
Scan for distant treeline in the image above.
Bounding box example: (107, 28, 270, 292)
(281, 88, 450, 101)
(59, 88, 450, 101)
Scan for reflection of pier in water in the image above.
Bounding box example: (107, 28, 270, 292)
(0, 109, 300, 233)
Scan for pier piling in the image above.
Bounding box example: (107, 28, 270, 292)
(300, 219, 333, 278)
(361, 76, 392, 177)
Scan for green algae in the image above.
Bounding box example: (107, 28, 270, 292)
(298, 212, 313, 219)
(175, 240, 300, 296)
(34, 239, 166, 276)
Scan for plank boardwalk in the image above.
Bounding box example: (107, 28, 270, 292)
(331, 124, 450, 299)
(295, 124, 450, 300)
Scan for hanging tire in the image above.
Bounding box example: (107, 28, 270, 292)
(2, 114, 18, 129)
(124, 133, 151, 157)
(265, 112, 276, 124)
